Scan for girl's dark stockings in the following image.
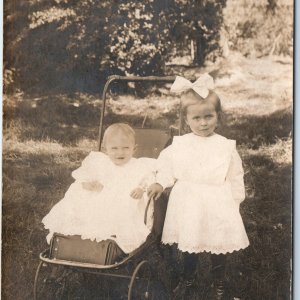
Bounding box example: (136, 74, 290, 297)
(173, 252, 198, 297)
(173, 252, 228, 299)
(183, 252, 198, 279)
(182, 252, 226, 279)
(209, 254, 227, 300)
(211, 254, 226, 279)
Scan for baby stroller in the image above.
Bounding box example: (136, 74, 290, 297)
(33, 75, 182, 300)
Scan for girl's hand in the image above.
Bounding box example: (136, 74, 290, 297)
(82, 181, 103, 192)
(147, 183, 163, 200)
(130, 187, 144, 199)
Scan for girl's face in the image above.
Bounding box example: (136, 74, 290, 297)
(104, 133, 136, 166)
(185, 101, 218, 137)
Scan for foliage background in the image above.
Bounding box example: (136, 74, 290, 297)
(4, 0, 292, 94)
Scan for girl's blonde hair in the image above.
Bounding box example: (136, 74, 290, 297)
(102, 123, 135, 147)
(181, 89, 222, 118)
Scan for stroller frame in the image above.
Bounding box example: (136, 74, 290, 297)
(33, 75, 182, 300)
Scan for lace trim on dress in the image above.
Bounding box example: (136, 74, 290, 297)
(161, 240, 249, 255)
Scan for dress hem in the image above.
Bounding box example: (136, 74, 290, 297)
(161, 241, 250, 255)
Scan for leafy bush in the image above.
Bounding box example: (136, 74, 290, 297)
(166, 0, 226, 64)
(5, 0, 227, 94)
(103, 2, 169, 77)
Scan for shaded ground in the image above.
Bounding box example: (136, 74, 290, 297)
(2, 54, 292, 299)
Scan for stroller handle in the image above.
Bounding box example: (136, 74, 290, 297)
(144, 195, 155, 226)
(98, 75, 197, 151)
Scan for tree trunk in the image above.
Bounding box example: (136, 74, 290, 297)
(194, 34, 205, 66)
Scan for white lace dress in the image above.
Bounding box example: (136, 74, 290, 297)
(42, 152, 156, 253)
(156, 133, 249, 254)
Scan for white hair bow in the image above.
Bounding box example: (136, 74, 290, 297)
(170, 73, 214, 98)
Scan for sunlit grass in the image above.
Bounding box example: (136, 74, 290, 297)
(2, 55, 293, 299)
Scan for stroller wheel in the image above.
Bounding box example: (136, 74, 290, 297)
(128, 260, 153, 300)
(33, 261, 67, 300)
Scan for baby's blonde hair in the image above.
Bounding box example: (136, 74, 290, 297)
(102, 123, 136, 148)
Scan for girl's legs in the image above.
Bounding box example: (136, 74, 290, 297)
(209, 254, 227, 299)
(211, 254, 226, 279)
(173, 252, 198, 295)
(183, 252, 198, 280)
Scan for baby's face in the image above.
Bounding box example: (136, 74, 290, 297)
(105, 133, 135, 166)
(185, 101, 218, 137)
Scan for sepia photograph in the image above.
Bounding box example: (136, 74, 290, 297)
(2, 0, 293, 299)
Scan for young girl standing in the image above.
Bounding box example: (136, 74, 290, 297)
(148, 75, 249, 299)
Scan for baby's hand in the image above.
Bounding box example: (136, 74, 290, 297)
(147, 183, 163, 200)
(82, 181, 103, 192)
(130, 187, 144, 199)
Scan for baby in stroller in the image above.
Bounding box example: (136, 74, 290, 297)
(42, 123, 157, 254)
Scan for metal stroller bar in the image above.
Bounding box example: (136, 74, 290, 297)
(98, 75, 178, 151)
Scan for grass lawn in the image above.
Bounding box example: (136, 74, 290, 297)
(2, 54, 292, 299)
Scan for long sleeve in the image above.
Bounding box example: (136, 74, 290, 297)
(136, 158, 158, 190)
(226, 148, 245, 204)
(155, 145, 177, 190)
(71, 151, 105, 182)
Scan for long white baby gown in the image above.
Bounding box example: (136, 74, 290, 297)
(42, 151, 156, 253)
(156, 133, 249, 254)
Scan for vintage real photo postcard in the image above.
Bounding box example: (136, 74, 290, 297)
(2, 0, 293, 299)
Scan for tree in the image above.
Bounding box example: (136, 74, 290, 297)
(166, 0, 226, 65)
(5, 0, 227, 94)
